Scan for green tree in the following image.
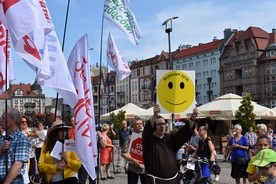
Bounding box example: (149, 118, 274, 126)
(235, 94, 256, 134)
(110, 110, 126, 139)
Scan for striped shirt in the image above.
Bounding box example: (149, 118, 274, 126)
(0, 129, 30, 180)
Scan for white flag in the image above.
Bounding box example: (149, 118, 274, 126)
(36, 29, 78, 108)
(0, 0, 52, 79)
(0, 23, 14, 95)
(104, 0, 142, 45)
(67, 34, 97, 179)
(107, 32, 131, 80)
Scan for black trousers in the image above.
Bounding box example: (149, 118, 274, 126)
(49, 177, 78, 184)
(127, 170, 147, 184)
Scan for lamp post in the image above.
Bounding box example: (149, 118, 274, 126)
(162, 16, 178, 70)
(207, 77, 213, 102)
(162, 16, 178, 131)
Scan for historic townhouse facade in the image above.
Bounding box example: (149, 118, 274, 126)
(129, 51, 168, 109)
(257, 29, 276, 107)
(92, 26, 276, 119)
(0, 81, 46, 115)
(116, 76, 129, 108)
(173, 39, 224, 105)
(220, 27, 276, 107)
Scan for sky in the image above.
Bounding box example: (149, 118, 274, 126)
(11, 0, 276, 97)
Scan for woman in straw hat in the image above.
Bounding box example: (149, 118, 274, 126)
(38, 120, 81, 183)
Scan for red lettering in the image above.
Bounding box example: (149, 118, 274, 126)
(23, 35, 41, 60)
(2, 0, 20, 14)
(0, 72, 6, 89)
(39, 0, 51, 23)
(74, 98, 93, 147)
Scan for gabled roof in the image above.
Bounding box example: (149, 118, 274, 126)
(10, 84, 37, 97)
(130, 51, 169, 69)
(0, 91, 11, 99)
(259, 32, 276, 62)
(221, 27, 271, 59)
(236, 27, 269, 42)
(174, 39, 223, 59)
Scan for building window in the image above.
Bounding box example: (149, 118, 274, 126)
(210, 58, 216, 64)
(211, 70, 216, 76)
(196, 84, 201, 90)
(196, 61, 201, 67)
(189, 63, 194, 68)
(15, 89, 23, 96)
(145, 66, 150, 75)
(196, 72, 201, 78)
(266, 67, 270, 74)
(204, 84, 208, 90)
(272, 83, 276, 92)
(176, 65, 181, 70)
(203, 71, 208, 77)
(135, 81, 138, 90)
(132, 70, 137, 78)
(211, 82, 217, 88)
(271, 65, 276, 74)
(140, 79, 144, 89)
(203, 59, 208, 66)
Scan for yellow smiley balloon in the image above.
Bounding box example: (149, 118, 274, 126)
(157, 70, 195, 113)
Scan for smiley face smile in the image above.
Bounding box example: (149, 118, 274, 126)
(166, 100, 187, 105)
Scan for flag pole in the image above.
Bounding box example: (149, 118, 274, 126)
(54, 0, 71, 121)
(55, 0, 71, 183)
(4, 29, 9, 176)
(96, 10, 105, 184)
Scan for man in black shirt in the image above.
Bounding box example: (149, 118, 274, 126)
(142, 104, 198, 184)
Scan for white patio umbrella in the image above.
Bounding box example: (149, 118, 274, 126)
(197, 93, 275, 120)
(100, 103, 146, 121)
(138, 107, 189, 120)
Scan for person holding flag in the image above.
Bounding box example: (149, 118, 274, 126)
(122, 118, 147, 184)
(38, 120, 81, 183)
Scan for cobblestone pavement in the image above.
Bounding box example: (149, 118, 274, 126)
(90, 154, 236, 184)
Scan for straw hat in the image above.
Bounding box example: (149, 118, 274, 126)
(47, 120, 71, 136)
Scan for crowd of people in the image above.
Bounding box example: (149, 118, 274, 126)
(1, 105, 276, 184)
(221, 123, 276, 184)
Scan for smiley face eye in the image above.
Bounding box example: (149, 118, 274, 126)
(180, 82, 185, 89)
(168, 82, 173, 89)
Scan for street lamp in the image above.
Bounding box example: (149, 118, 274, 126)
(162, 16, 178, 70)
(162, 16, 178, 131)
(207, 77, 213, 102)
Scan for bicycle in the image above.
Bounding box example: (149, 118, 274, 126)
(178, 156, 213, 184)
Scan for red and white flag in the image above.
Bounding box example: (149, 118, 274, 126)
(0, 0, 53, 79)
(67, 34, 97, 179)
(107, 32, 131, 80)
(104, 0, 142, 45)
(0, 23, 14, 95)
